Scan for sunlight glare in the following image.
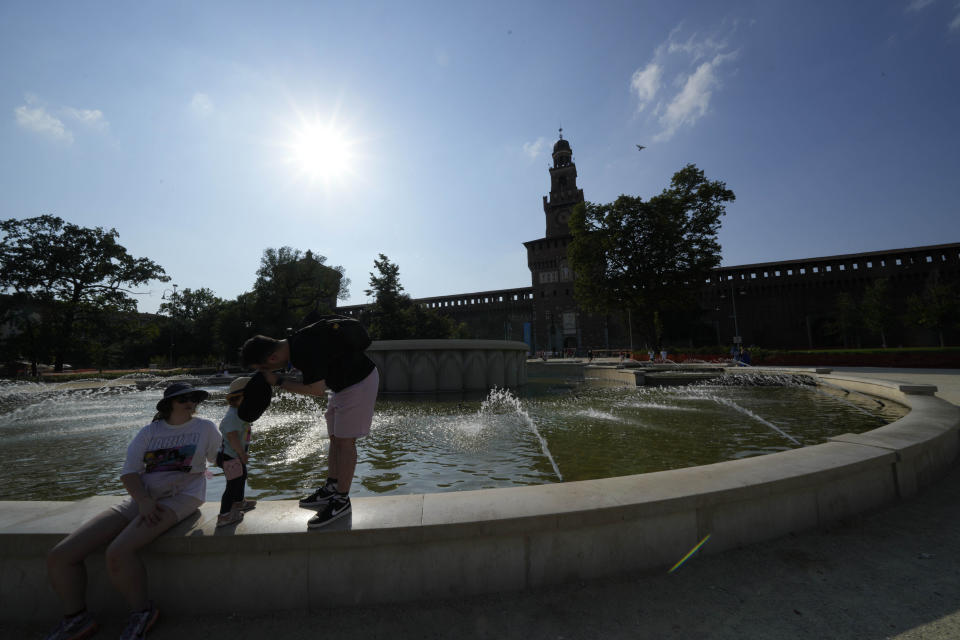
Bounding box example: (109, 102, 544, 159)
(285, 117, 360, 188)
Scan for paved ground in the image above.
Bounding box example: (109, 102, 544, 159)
(7, 368, 960, 639)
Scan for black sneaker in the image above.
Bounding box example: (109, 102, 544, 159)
(299, 484, 338, 508)
(120, 601, 158, 640)
(307, 496, 351, 529)
(43, 611, 98, 640)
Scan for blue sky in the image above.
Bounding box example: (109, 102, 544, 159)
(2, 1, 958, 312)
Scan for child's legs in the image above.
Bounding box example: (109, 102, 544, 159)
(104, 506, 180, 611)
(219, 457, 248, 513)
(47, 509, 131, 615)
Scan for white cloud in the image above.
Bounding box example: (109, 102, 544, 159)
(62, 107, 108, 130)
(14, 103, 73, 143)
(630, 25, 740, 142)
(630, 62, 662, 112)
(906, 0, 936, 11)
(522, 137, 546, 159)
(190, 92, 214, 116)
(655, 55, 731, 142)
(950, 6, 960, 29)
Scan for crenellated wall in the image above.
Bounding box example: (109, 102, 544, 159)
(340, 242, 960, 351)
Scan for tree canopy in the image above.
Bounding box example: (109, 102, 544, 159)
(250, 247, 350, 336)
(905, 278, 959, 348)
(0, 215, 168, 370)
(362, 253, 466, 340)
(567, 164, 734, 350)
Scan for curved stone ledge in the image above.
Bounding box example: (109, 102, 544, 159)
(2, 371, 958, 620)
(367, 339, 529, 392)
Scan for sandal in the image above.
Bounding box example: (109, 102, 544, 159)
(216, 509, 244, 527)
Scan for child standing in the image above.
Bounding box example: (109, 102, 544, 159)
(216, 377, 256, 527)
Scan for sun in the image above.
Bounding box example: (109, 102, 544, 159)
(284, 116, 360, 188)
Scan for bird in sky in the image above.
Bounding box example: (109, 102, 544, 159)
(636, 144, 646, 151)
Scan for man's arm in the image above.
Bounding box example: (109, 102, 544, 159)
(279, 377, 328, 396)
(259, 369, 328, 396)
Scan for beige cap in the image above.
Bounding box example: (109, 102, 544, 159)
(227, 376, 252, 395)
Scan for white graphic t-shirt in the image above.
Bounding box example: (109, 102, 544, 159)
(121, 417, 222, 502)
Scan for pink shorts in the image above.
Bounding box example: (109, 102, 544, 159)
(325, 368, 379, 439)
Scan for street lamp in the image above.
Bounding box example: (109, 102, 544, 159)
(719, 282, 746, 346)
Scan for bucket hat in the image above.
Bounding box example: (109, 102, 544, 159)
(156, 382, 209, 410)
(227, 376, 252, 396)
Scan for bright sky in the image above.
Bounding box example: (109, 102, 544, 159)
(2, 1, 958, 313)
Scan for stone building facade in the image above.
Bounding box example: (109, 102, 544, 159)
(338, 133, 960, 352)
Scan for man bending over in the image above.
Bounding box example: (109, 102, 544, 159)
(240, 318, 378, 528)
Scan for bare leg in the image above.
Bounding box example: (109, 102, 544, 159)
(331, 437, 357, 493)
(104, 507, 180, 611)
(47, 509, 131, 615)
(327, 435, 340, 483)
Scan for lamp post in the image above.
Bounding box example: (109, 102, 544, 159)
(161, 284, 179, 367)
(719, 282, 745, 346)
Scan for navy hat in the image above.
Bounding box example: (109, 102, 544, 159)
(237, 371, 272, 422)
(156, 382, 209, 410)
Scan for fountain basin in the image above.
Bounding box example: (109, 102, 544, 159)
(367, 339, 529, 392)
(1, 369, 957, 619)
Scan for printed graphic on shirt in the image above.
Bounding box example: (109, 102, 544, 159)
(143, 445, 197, 473)
(143, 431, 201, 473)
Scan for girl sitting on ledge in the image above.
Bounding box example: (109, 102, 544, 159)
(44, 382, 221, 640)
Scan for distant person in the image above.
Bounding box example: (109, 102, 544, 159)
(660, 349, 668, 363)
(587, 349, 593, 363)
(241, 315, 378, 529)
(44, 383, 220, 640)
(216, 377, 258, 527)
(741, 348, 752, 366)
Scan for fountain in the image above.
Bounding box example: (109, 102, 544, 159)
(1, 364, 958, 619)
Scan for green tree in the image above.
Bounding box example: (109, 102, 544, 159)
(824, 292, 861, 348)
(251, 247, 349, 335)
(905, 279, 959, 347)
(0, 215, 168, 370)
(158, 287, 225, 366)
(861, 278, 893, 348)
(567, 164, 734, 350)
(362, 254, 465, 339)
(363, 254, 408, 339)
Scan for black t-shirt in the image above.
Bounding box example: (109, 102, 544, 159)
(289, 324, 376, 392)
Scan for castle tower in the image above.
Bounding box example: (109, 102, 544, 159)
(522, 130, 587, 354)
(543, 129, 584, 238)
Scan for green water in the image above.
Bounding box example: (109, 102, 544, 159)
(0, 376, 907, 502)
